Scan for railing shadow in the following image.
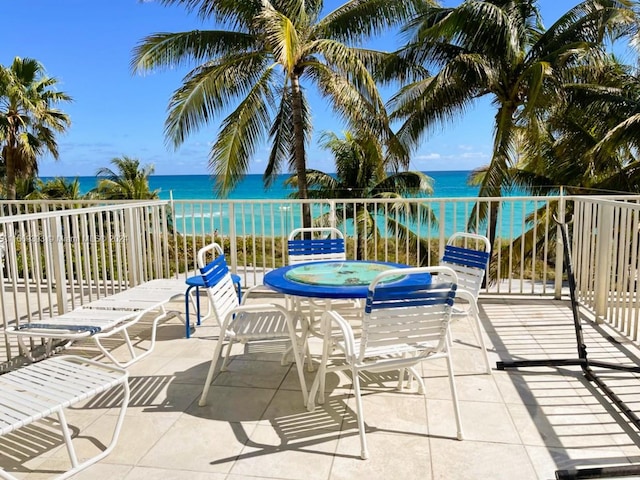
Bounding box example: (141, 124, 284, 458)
(479, 297, 640, 474)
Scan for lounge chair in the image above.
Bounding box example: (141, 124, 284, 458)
(3, 279, 186, 368)
(0, 355, 129, 479)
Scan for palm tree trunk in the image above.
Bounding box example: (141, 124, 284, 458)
(291, 74, 311, 229)
(5, 142, 17, 201)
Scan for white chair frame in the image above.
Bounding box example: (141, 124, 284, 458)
(197, 254, 310, 406)
(307, 266, 465, 459)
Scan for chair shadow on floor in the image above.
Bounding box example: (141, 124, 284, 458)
(0, 370, 134, 478)
(0, 420, 82, 477)
(146, 346, 457, 464)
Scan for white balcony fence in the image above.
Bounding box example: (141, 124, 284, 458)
(0, 193, 639, 362)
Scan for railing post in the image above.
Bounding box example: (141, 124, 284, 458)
(228, 203, 238, 273)
(124, 207, 140, 286)
(438, 200, 447, 258)
(554, 189, 565, 299)
(329, 201, 337, 230)
(594, 203, 614, 322)
(49, 217, 68, 314)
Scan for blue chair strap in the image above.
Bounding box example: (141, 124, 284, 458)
(200, 255, 229, 288)
(365, 282, 457, 313)
(288, 238, 345, 256)
(442, 245, 490, 270)
(17, 323, 102, 335)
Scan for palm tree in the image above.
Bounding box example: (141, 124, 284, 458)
(0, 57, 72, 200)
(131, 0, 423, 226)
(391, 0, 636, 248)
(286, 130, 434, 259)
(469, 55, 640, 280)
(93, 156, 159, 200)
(28, 177, 84, 200)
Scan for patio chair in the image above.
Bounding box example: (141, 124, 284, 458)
(197, 253, 310, 406)
(439, 232, 492, 374)
(306, 266, 464, 459)
(287, 227, 359, 321)
(183, 242, 242, 338)
(3, 279, 186, 368)
(287, 227, 346, 264)
(440, 232, 491, 305)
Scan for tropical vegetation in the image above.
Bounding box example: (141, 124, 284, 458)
(92, 156, 159, 200)
(286, 130, 435, 259)
(131, 0, 426, 229)
(27, 177, 84, 200)
(390, 0, 638, 249)
(0, 57, 72, 200)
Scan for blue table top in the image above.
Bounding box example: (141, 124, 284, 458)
(264, 260, 423, 299)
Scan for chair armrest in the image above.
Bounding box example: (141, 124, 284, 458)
(454, 288, 479, 315)
(240, 284, 283, 304)
(320, 310, 356, 359)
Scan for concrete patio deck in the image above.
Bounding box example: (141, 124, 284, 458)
(3, 294, 640, 480)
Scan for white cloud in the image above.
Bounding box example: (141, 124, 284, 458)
(415, 153, 442, 161)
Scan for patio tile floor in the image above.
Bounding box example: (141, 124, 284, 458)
(6, 294, 640, 480)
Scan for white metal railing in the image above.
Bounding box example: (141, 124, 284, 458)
(2, 193, 640, 362)
(0, 200, 175, 361)
(572, 197, 640, 340)
(171, 195, 568, 294)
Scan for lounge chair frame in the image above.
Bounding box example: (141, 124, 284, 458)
(0, 355, 129, 479)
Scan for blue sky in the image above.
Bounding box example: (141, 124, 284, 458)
(2, 0, 587, 177)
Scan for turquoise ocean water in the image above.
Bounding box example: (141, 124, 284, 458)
(65, 170, 478, 200)
(55, 171, 537, 237)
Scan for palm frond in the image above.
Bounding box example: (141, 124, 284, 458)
(209, 70, 275, 196)
(132, 30, 258, 73)
(164, 52, 272, 148)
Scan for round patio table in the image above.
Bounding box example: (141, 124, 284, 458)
(263, 260, 429, 299)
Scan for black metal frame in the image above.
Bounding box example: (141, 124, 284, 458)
(496, 219, 640, 480)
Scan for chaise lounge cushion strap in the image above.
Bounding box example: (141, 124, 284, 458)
(17, 323, 102, 335)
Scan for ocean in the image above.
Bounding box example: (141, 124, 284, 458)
(66, 170, 478, 200)
(50, 171, 537, 237)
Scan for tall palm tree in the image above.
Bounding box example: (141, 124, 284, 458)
(469, 55, 640, 280)
(94, 156, 159, 200)
(286, 130, 434, 259)
(131, 0, 423, 226)
(0, 57, 72, 200)
(391, 0, 636, 247)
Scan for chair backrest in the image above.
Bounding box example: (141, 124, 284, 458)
(199, 254, 239, 327)
(359, 266, 458, 363)
(287, 227, 346, 265)
(197, 242, 224, 270)
(441, 232, 490, 298)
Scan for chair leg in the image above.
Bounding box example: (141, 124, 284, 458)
(408, 366, 425, 394)
(445, 354, 464, 440)
(287, 325, 309, 406)
(397, 368, 406, 391)
(220, 339, 235, 372)
(352, 368, 369, 460)
(471, 309, 492, 375)
(199, 337, 226, 406)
